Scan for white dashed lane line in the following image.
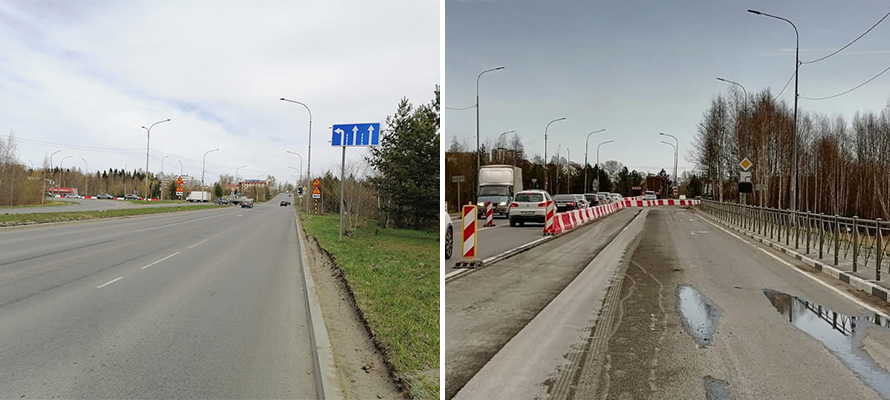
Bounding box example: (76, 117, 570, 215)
(97, 277, 123, 289)
(141, 252, 181, 270)
(187, 240, 208, 249)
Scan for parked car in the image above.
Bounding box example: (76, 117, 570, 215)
(214, 198, 229, 205)
(508, 190, 552, 227)
(644, 191, 657, 200)
(596, 192, 611, 204)
(442, 203, 453, 259)
(280, 200, 290, 207)
(584, 193, 600, 207)
(552, 194, 584, 213)
(124, 194, 140, 200)
(96, 193, 114, 199)
(241, 200, 254, 208)
(610, 193, 623, 202)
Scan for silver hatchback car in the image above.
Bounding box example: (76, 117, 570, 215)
(508, 190, 553, 227)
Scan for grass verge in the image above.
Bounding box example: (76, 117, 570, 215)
(299, 212, 438, 399)
(126, 200, 194, 205)
(0, 205, 218, 227)
(0, 201, 75, 209)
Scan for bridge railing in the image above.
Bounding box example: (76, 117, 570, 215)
(698, 200, 890, 281)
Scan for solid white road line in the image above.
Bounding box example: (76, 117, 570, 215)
(188, 240, 208, 249)
(699, 215, 890, 320)
(97, 277, 123, 288)
(141, 252, 181, 269)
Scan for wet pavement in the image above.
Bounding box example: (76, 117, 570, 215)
(763, 289, 890, 399)
(678, 285, 723, 347)
(703, 375, 731, 400)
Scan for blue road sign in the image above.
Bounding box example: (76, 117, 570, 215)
(331, 123, 380, 146)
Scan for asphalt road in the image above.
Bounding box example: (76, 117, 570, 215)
(0, 197, 221, 215)
(0, 193, 317, 398)
(446, 214, 548, 273)
(451, 206, 890, 400)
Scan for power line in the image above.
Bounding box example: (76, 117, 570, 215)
(3, 134, 143, 154)
(774, 70, 796, 100)
(801, 9, 890, 65)
(800, 61, 890, 100)
(444, 104, 476, 111)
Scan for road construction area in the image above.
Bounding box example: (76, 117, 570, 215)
(446, 206, 890, 400)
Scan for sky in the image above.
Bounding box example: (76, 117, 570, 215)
(445, 0, 890, 180)
(0, 0, 439, 186)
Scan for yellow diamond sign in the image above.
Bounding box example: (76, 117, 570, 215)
(739, 157, 752, 171)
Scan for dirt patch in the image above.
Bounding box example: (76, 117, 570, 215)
(300, 225, 404, 400)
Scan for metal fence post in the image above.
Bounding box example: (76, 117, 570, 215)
(785, 212, 790, 246)
(819, 213, 825, 259)
(853, 216, 859, 273)
(806, 212, 811, 254)
(877, 218, 883, 282)
(834, 214, 840, 266)
(795, 211, 800, 250)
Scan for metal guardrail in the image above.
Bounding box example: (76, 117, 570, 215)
(698, 200, 890, 281)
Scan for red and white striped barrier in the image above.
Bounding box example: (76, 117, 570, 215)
(461, 205, 478, 259)
(544, 201, 626, 236)
(621, 199, 700, 207)
(484, 201, 494, 227)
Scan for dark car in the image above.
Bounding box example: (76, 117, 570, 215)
(584, 193, 600, 207)
(214, 198, 229, 205)
(553, 194, 582, 212)
(96, 193, 114, 199)
(124, 194, 140, 200)
(280, 200, 291, 207)
(241, 200, 254, 208)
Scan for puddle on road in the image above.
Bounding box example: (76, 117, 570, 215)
(678, 285, 723, 347)
(763, 289, 890, 399)
(703, 375, 731, 400)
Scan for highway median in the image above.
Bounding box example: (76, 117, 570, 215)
(0, 204, 219, 227)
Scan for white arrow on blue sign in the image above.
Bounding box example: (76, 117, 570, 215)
(331, 123, 380, 146)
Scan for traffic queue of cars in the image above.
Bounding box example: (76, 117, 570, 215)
(507, 190, 622, 227)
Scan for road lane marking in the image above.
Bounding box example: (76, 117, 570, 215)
(699, 215, 890, 320)
(141, 252, 181, 269)
(97, 277, 123, 288)
(188, 239, 208, 249)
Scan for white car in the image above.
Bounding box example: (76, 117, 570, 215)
(508, 190, 553, 227)
(610, 193, 623, 201)
(442, 203, 453, 259)
(644, 191, 657, 200)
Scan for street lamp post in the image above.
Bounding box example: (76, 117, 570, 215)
(660, 141, 677, 198)
(475, 66, 505, 203)
(496, 130, 515, 164)
(235, 165, 247, 184)
(595, 140, 614, 192)
(59, 156, 72, 195)
(46, 150, 61, 204)
(202, 149, 219, 202)
(286, 150, 304, 196)
(748, 8, 799, 213)
(279, 98, 312, 213)
(544, 117, 566, 192)
(659, 133, 679, 192)
(717, 77, 750, 204)
(584, 129, 606, 193)
(556, 144, 561, 195)
(82, 159, 88, 196)
(141, 119, 171, 201)
(565, 148, 571, 193)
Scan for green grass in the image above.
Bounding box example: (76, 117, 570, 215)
(0, 205, 219, 227)
(1, 201, 75, 209)
(299, 212, 439, 399)
(126, 199, 193, 205)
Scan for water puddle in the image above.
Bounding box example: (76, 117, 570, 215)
(703, 375, 731, 400)
(763, 289, 890, 399)
(677, 285, 723, 347)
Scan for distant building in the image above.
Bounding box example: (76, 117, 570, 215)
(239, 179, 267, 190)
(47, 187, 79, 196)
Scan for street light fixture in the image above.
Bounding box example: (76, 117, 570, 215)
(202, 149, 219, 200)
(59, 155, 72, 194)
(595, 140, 614, 192)
(475, 66, 505, 203)
(660, 140, 677, 198)
(495, 130, 515, 163)
(286, 150, 304, 199)
(141, 118, 171, 201)
(748, 8, 799, 213)
(46, 150, 61, 204)
(235, 165, 247, 184)
(584, 129, 606, 193)
(543, 117, 566, 192)
(565, 147, 571, 193)
(280, 98, 312, 213)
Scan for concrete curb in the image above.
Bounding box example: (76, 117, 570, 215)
(445, 236, 555, 282)
(695, 208, 890, 305)
(292, 210, 344, 400)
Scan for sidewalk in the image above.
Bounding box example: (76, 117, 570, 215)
(696, 208, 890, 304)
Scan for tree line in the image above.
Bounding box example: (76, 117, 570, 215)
(691, 87, 890, 220)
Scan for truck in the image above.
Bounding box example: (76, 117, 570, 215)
(186, 191, 212, 202)
(476, 165, 523, 218)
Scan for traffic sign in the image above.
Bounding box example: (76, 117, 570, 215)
(740, 171, 752, 182)
(739, 157, 752, 171)
(331, 123, 381, 146)
(176, 191, 183, 196)
(312, 178, 321, 186)
(176, 176, 184, 185)
(312, 186, 321, 195)
(451, 175, 465, 183)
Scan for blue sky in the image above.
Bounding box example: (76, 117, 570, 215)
(445, 0, 890, 177)
(0, 0, 438, 185)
